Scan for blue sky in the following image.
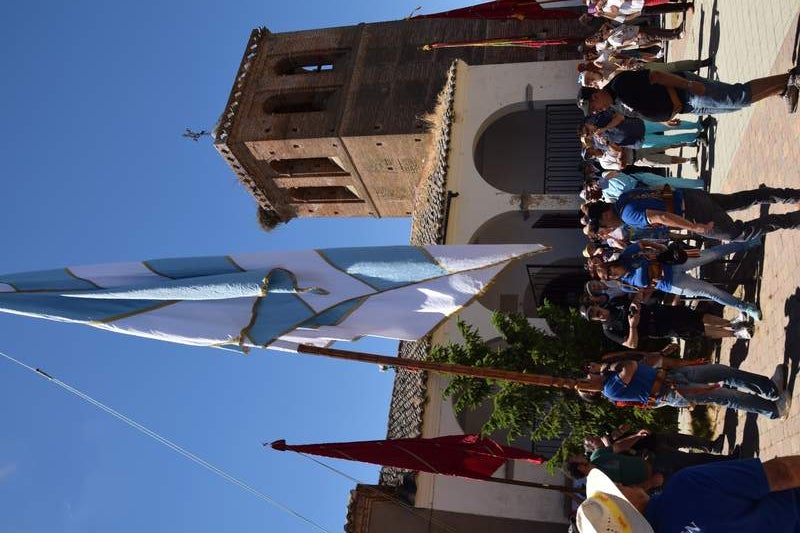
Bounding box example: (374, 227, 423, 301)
(0, 1, 468, 532)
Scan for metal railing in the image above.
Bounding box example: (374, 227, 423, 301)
(527, 263, 588, 309)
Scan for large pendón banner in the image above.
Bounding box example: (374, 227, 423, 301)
(0, 244, 545, 352)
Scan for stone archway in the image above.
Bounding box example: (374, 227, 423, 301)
(469, 210, 585, 317)
(472, 101, 585, 196)
(473, 106, 547, 195)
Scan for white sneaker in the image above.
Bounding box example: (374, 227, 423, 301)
(731, 313, 749, 327)
(734, 328, 751, 340)
(744, 305, 763, 322)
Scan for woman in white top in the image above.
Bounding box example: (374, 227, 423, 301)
(605, 23, 684, 50)
(585, 22, 683, 53)
(588, 0, 693, 22)
(583, 145, 694, 171)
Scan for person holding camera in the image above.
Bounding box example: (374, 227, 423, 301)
(584, 185, 800, 245)
(581, 296, 752, 348)
(591, 238, 763, 322)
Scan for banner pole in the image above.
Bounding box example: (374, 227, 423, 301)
(480, 475, 580, 494)
(296, 344, 599, 392)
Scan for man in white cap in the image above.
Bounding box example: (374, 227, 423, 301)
(576, 456, 800, 532)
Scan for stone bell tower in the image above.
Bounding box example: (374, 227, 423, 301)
(213, 17, 582, 227)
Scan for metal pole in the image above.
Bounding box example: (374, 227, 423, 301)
(480, 475, 580, 494)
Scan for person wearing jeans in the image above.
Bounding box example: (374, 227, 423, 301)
(579, 62, 714, 92)
(667, 240, 760, 318)
(584, 110, 702, 149)
(679, 72, 753, 114)
(587, 185, 800, 244)
(580, 68, 800, 121)
(592, 356, 790, 419)
(681, 186, 800, 242)
(639, 119, 701, 148)
(594, 240, 763, 321)
(660, 364, 783, 419)
(586, 170, 704, 204)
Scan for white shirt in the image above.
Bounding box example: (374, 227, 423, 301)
(603, 0, 645, 22)
(604, 0, 645, 15)
(597, 151, 623, 171)
(606, 25, 641, 49)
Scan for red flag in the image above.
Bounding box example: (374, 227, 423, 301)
(411, 0, 579, 21)
(269, 434, 544, 479)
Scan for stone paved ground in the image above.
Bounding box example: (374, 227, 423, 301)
(669, 1, 800, 457)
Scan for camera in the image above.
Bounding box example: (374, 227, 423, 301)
(656, 242, 689, 265)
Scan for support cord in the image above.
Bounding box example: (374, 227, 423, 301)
(0, 350, 331, 533)
(297, 453, 460, 533)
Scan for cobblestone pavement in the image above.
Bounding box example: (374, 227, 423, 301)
(669, 1, 800, 457)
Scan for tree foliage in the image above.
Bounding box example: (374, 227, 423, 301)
(428, 302, 677, 469)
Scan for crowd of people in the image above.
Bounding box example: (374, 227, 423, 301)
(574, 1, 800, 355)
(566, 3, 800, 532)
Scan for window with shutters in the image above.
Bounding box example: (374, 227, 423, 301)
(269, 157, 349, 178)
(286, 186, 362, 204)
(263, 89, 336, 114)
(274, 51, 347, 75)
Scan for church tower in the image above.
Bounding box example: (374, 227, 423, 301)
(214, 17, 582, 227)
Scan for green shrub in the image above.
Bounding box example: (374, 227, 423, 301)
(429, 302, 677, 470)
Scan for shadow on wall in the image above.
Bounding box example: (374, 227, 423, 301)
(474, 108, 548, 194)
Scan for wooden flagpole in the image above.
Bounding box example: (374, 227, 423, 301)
(421, 36, 581, 50)
(295, 344, 600, 494)
(296, 344, 600, 392)
(477, 476, 579, 493)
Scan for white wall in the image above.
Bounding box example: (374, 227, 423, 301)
(414, 60, 582, 524)
(445, 59, 581, 244)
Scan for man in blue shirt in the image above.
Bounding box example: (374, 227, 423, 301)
(576, 457, 800, 532)
(594, 240, 763, 321)
(585, 170, 703, 204)
(585, 356, 791, 419)
(584, 186, 800, 242)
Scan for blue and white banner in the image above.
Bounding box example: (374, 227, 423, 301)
(0, 245, 545, 352)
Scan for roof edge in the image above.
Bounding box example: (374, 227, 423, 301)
(213, 27, 268, 144)
(213, 28, 283, 218)
(378, 62, 459, 487)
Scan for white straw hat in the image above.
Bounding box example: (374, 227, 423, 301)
(576, 470, 654, 533)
